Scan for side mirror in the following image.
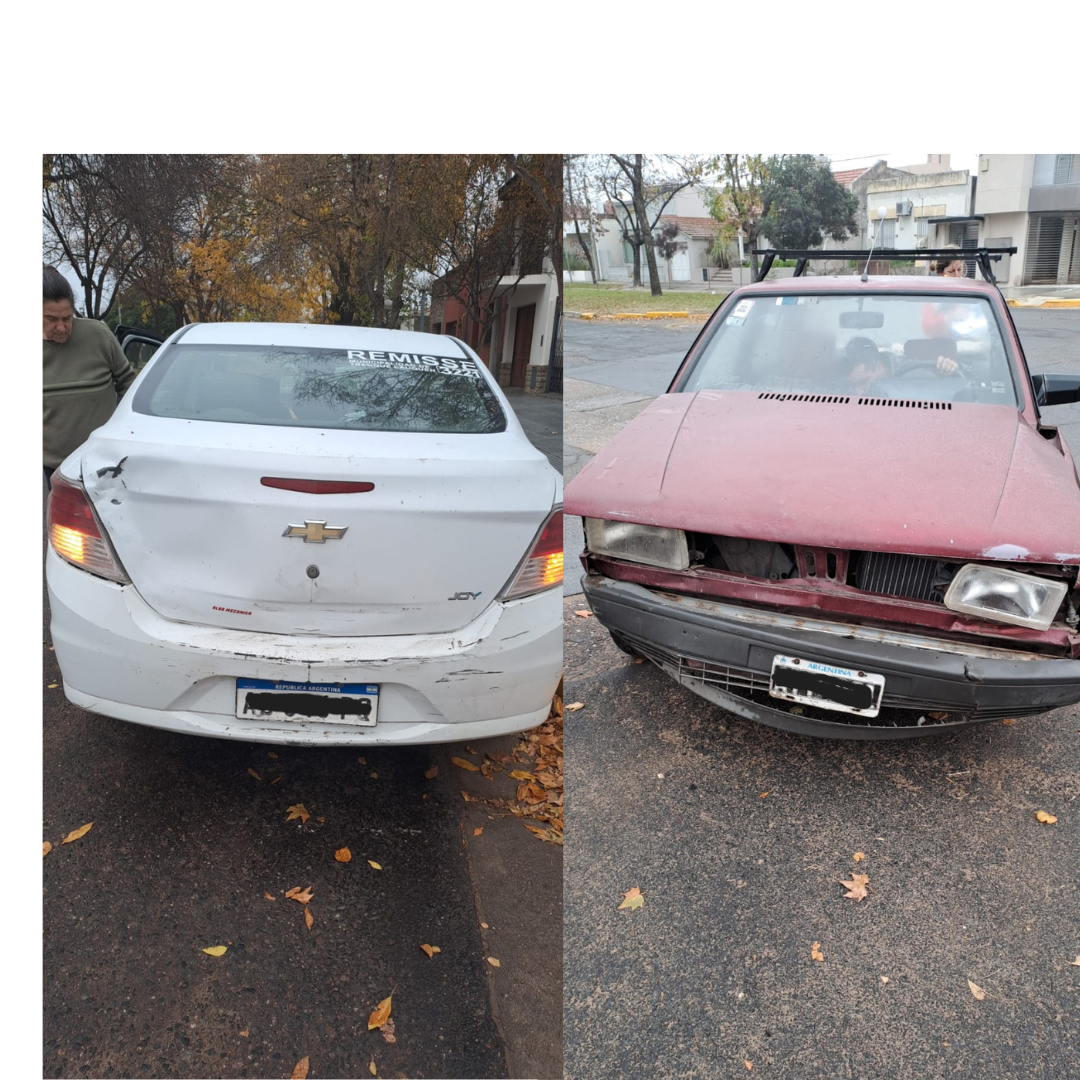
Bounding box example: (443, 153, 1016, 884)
(1032, 373, 1080, 406)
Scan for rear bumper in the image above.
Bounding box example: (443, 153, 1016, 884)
(582, 574, 1080, 739)
(46, 548, 561, 745)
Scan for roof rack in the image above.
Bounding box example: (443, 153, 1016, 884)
(751, 247, 1017, 285)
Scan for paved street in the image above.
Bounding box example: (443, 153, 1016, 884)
(563, 311, 1080, 1079)
(42, 391, 563, 1080)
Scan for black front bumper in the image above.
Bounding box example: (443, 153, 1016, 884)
(582, 575, 1080, 739)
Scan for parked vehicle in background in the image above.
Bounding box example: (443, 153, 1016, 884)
(47, 322, 563, 745)
(565, 251, 1080, 739)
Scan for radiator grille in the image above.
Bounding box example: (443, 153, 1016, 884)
(856, 551, 952, 602)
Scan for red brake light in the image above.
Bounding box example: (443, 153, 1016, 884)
(261, 478, 375, 494)
(47, 475, 128, 582)
(501, 510, 563, 599)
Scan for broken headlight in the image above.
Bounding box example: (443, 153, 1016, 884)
(943, 564, 1068, 631)
(584, 518, 689, 571)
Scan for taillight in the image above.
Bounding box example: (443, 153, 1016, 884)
(500, 509, 563, 600)
(47, 474, 128, 583)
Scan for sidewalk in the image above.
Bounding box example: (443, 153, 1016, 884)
(503, 388, 563, 472)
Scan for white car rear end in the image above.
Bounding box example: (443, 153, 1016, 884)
(46, 323, 562, 745)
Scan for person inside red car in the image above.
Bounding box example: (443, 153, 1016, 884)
(840, 336, 958, 394)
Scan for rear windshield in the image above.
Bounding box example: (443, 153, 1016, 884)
(132, 344, 506, 433)
(677, 293, 1018, 406)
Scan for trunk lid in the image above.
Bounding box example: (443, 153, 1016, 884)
(82, 421, 556, 636)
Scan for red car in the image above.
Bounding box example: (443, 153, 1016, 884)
(565, 259, 1080, 738)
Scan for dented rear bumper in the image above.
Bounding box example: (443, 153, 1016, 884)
(46, 548, 561, 745)
(582, 575, 1080, 739)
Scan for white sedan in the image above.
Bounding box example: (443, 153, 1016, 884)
(46, 322, 563, 745)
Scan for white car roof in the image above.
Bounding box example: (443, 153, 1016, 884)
(176, 322, 469, 354)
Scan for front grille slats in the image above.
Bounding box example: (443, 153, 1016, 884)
(857, 551, 947, 602)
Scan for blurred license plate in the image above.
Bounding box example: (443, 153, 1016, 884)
(235, 679, 379, 725)
(769, 656, 883, 717)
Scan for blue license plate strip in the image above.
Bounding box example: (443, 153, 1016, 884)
(235, 679, 379, 726)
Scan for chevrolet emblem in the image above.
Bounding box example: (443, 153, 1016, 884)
(283, 520, 349, 543)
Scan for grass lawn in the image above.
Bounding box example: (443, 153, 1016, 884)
(564, 284, 728, 314)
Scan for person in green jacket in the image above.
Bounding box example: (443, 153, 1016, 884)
(43, 266, 136, 487)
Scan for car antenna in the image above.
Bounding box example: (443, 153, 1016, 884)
(862, 206, 888, 282)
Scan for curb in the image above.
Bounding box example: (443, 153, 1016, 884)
(1005, 298, 1080, 308)
(566, 311, 704, 321)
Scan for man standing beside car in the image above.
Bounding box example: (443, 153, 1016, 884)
(43, 266, 136, 488)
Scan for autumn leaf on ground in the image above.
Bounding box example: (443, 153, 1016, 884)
(368, 994, 392, 1030)
(968, 979, 987, 1000)
(424, 765, 438, 779)
(451, 757, 479, 772)
(290, 1056, 310, 1080)
(271, 776, 283, 785)
(47, 683, 59, 689)
(304, 907, 313, 931)
(285, 886, 314, 904)
(202, 945, 228, 956)
(1068, 956, 1080, 966)
(368, 860, 382, 870)
(487, 957, 501, 967)
(317, 815, 327, 823)
(853, 852, 866, 862)
(62, 823, 93, 844)
(744, 1063, 753, 1072)
(239, 1030, 249, 1037)
(285, 804, 310, 825)
(267, 751, 278, 759)
(811, 942, 824, 962)
(473, 827, 483, 836)
(1036, 811, 1058, 824)
(420, 944, 442, 958)
(524, 824, 563, 844)
(357, 756, 366, 765)
(247, 768, 262, 780)
(573, 610, 594, 618)
(565, 702, 585, 712)
(369, 1062, 376, 1077)
(839, 873, 870, 901)
(335, 847, 352, 863)
(264, 892, 276, 901)
(508, 770, 535, 781)
(1002, 718, 1017, 725)
(618, 887, 644, 911)
(380, 1018, 396, 1044)
(43, 841, 52, 858)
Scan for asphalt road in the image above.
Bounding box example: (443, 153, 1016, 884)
(42, 392, 563, 1080)
(563, 309, 1080, 1079)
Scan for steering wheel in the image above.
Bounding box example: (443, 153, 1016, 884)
(900, 359, 971, 378)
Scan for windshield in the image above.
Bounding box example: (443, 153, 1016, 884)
(132, 344, 506, 433)
(678, 293, 1017, 406)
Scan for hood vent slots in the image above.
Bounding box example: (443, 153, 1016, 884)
(758, 393, 851, 404)
(858, 398, 952, 410)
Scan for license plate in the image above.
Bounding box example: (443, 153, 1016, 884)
(235, 679, 379, 725)
(769, 655, 884, 717)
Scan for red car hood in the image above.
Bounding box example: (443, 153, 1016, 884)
(564, 391, 1080, 564)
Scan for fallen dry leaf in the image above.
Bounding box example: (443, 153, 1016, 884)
(368, 994, 392, 1030)
(369, 1062, 376, 1077)
(291, 1057, 310, 1080)
(618, 887, 644, 911)
(839, 873, 870, 901)
(811, 942, 824, 962)
(317, 816, 327, 823)
(759, 792, 770, 798)
(264, 892, 276, 901)
(268, 751, 278, 759)
(62, 823, 93, 844)
(1068, 956, 1080, 966)
(202, 945, 228, 957)
(335, 847, 352, 863)
(473, 827, 483, 836)
(420, 943, 442, 958)
(745, 1063, 753, 1072)
(1036, 811, 1058, 824)
(487, 957, 501, 967)
(573, 609, 594, 618)
(424, 765, 438, 779)
(928, 711, 949, 720)
(285, 804, 310, 825)
(47, 683, 59, 689)
(239, 1030, 249, 1037)
(880, 976, 890, 984)
(565, 702, 585, 712)
(380, 1018, 396, 1044)
(451, 757, 479, 772)
(524, 824, 563, 844)
(271, 776, 283, 785)
(43, 841, 52, 858)
(853, 852, 865, 862)
(285, 886, 314, 904)
(358, 756, 366, 765)
(369, 772, 378, 779)
(247, 768, 262, 781)
(1002, 718, 1017, 725)
(968, 979, 987, 1000)
(304, 907, 313, 931)
(508, 770, 535, 781)
(368, 860, 382, 870)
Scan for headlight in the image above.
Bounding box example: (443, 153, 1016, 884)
(584, 518, 689, 571)
(943, 564, 1068, 631)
